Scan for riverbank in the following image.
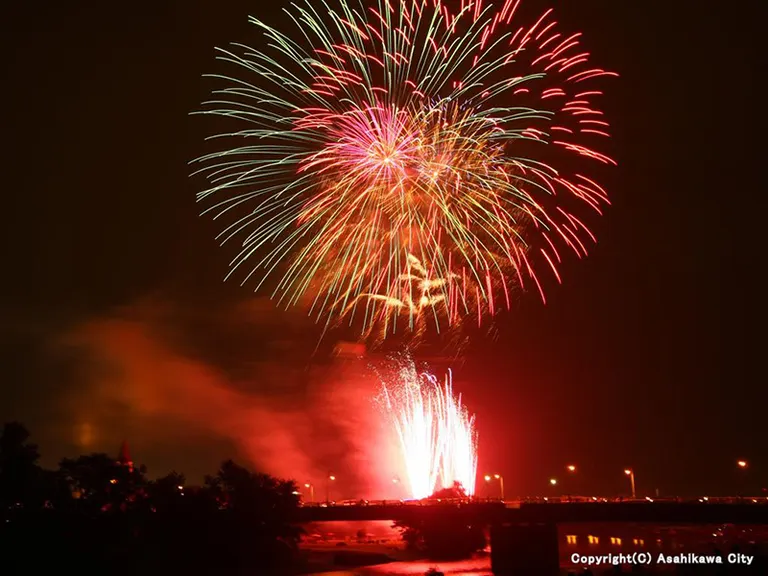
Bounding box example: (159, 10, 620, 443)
(298, 542, 415, 574)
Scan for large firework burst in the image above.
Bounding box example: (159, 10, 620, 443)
(194, 0, 616, 340)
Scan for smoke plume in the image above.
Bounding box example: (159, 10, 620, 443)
(49, 295, 404, 498)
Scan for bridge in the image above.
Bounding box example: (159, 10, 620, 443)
(296, 500, 768, 524)
(295, 501, 768, 575)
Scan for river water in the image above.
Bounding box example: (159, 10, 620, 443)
(311, 558, 492, 576)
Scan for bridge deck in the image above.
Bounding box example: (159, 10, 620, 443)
(295, 501, 768, 525)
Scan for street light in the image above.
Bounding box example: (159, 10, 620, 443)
(564, 465, 577, 500)
(326, 475, 336, 503)
(494, 474, 505, 500)
(484, 474, 504, 500)
(737, 461, 749, 498)
(392, 476, 401, 496)
(624, 469, 636, 499)
(550, 478, 558, 486)
(304, 483, 315, 503)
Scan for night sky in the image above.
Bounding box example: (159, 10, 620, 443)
(1, 1, 763, 498)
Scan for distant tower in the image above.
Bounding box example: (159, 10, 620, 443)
(117, 440, 134, 472)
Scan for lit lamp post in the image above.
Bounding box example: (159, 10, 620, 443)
(304, 483, 314, 503)
(494, 474, 505, 500)
(484, 474, 504, 500)
(566, 465, 577, 500)
(624, 469, 636, 499)
(549, 478, 558, 496)
(326, 475, 336, 503)
(737, 460, 748, 497)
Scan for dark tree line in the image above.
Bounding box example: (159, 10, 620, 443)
(0, 422, 303, 576)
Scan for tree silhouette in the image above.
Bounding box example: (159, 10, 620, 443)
(428, 481, 467, 500)
(0, 425, 306, 576)
(59, 453, 148, 513)
(198, 460, 303, 574)
(148, 470, 186, 512)
(207, 459, 303, 541)
(0, 422, 44, 510)
(393, 481, 485, 559)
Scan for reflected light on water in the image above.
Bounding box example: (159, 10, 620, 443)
(327, 558, 492, 575)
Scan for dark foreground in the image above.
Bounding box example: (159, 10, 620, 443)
(297, 522, 768, 576)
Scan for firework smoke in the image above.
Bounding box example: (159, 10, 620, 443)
(46, 297, 402, 497)
(380, 359, 478, 499)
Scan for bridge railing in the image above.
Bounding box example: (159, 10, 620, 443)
(299, 496, 768, 507)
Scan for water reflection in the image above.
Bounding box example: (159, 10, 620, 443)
(312, 558, 492, 576)
(360, 558, 491, 575)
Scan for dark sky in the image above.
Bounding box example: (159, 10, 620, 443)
(1, 1, 763, 497)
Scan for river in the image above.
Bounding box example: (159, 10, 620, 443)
(310, 557, 492, 575)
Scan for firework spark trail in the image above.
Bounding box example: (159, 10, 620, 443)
(194, 0, 617, 340)
(382, 362, 478, 499)
(437, 373, 478, 495)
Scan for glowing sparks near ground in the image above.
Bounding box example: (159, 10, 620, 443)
(194, 0, 616, 340)
(381, 361, 478, 499)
